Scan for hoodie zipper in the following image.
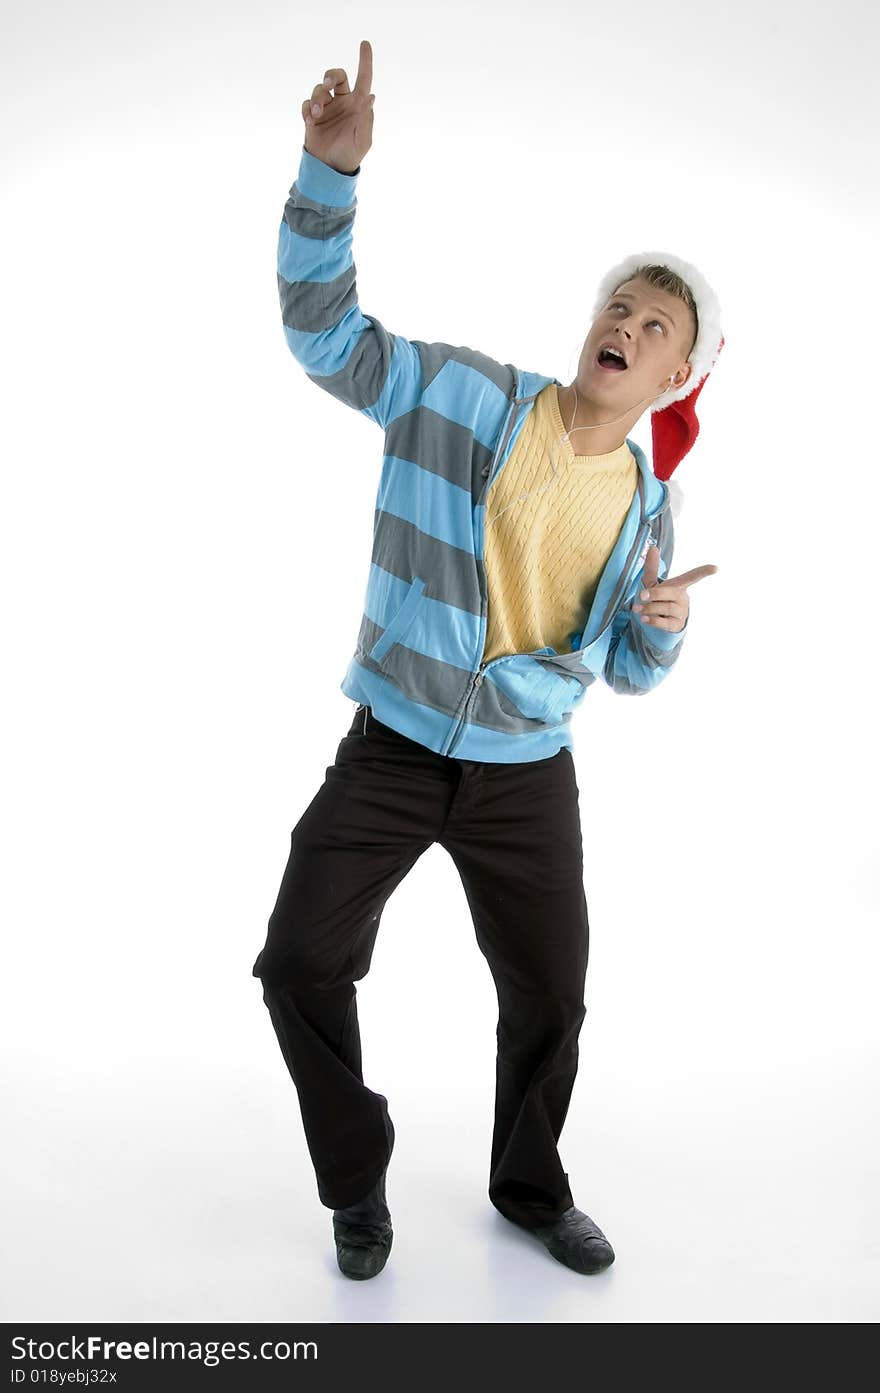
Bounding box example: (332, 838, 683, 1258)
(443, 381, 521, 757)
(587, 492, 653, 644)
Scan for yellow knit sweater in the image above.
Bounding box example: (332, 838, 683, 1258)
(482, 383, 638, 660)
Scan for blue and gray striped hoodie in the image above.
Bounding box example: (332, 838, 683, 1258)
(278, 147, 689, 763)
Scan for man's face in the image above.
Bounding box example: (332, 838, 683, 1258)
(577, 277, 696, 405)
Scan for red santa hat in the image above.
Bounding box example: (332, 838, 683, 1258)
(592, 252, 725, 496)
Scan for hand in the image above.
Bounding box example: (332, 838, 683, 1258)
(630, 545, 718, 633)
(301, 39, 375, 175)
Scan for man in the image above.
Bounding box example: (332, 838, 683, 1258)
(252, 38, 722, 1281)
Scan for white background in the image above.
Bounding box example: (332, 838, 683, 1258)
(2, 0, 878, 1324)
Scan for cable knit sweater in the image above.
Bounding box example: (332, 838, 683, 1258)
(482, 383, 638, 660)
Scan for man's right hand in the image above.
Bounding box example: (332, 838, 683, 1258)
(301, 39, 375, 176)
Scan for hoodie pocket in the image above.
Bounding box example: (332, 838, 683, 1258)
(525, 667, 584, 725)
(486, 653, 589, 727)
(368, 577, 427, 664)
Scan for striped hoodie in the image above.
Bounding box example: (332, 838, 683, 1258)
(277, 146, 690, 763)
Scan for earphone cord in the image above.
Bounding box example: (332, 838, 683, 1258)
(563, 374, 676, 438)
(485, 374, 676, 528)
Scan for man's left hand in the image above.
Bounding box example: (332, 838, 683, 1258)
(631, 545, 718, 633)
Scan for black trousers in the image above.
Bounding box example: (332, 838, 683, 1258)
(251, 703, 590, 1231)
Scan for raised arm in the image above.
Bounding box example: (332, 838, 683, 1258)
(277, 39, 423, 429)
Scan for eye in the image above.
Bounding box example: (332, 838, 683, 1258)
(609, 302, 665, 332)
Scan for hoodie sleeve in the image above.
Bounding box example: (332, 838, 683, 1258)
(277, 147, 423, 430)
(601, 503, 689, 695)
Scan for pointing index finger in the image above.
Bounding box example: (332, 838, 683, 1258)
(354, 38, 373, 95)
(661, 564, 719, 589)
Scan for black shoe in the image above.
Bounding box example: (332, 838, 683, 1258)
(332, 1215, 394, 1280)
(332, 1160, 393, 1281)
(526, 1205, 615, 1275)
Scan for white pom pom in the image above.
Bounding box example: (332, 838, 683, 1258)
(666, 476, 684, 520)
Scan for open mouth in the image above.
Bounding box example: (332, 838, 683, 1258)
(595, 347, 628, 372)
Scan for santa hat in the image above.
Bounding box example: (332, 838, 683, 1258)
(592, 252, 725, 494)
